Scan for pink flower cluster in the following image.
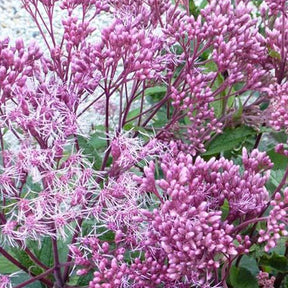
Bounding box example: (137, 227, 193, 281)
(258, 189, 288, 252)
(0, 38, 42, 100)
(257, 271, 276, 288)
(153, 147, 272, 221)
(267, 82, 288, 130)
(71, 147, 270, 286)
(1, 149, 99, 245)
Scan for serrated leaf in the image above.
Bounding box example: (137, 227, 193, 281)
(204, 126, 256, 156)
(259, 253, 288, 272)
(229, 266, 258, 288)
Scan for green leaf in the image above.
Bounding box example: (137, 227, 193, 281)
(252, 0, 264, 8)
(0, 256, 19, 274)
(146, 86, 167, 104)
(239, 255, 260, 276)
(82, 220, 115, 241)
(260, 253, 288, 272)
(270, 238, 287, 255)
(260, 101, 270, 111)
(270, 131, 288, 144)
(77, 135, 103, 170)
(11, 271, 43, 288)
(204, 60, 218, 73)
(258, 126, 274, 134)
(268, 48, 281, 60)
(98, 230, 115, 242)
(184, 116, 192, 125)
(267, 148, 288, 170)
(33, 237, 53, 267)
(30, 236, 72, 267)
(189, 0, 200, 17)
(229, 266, 258, 288)
(145, 86, 167, 96)
(89, 131, 107, 151)
(267, 169, 285, 193)
(232, 97, 243, 122)
(81, 219, 95, 237)
(210, 74, 225, 117)
(77, 270, 94, 286)
(67, 275, 80, 286)
(204, 126, 256, 156)
(58, 239, 72, 264)
(21, 176, 43, 194)
(151, 111, 168, 128)
(123, 123, 134, 131)
(266, 146, 288, 194)
(209, 72, 235, 118)
(220, 199, 229, 221)
(11, 248, 42, 276)
(126, 107, 141, 123)
(124, 250, 142, 264)
(199, 0, 208, 9)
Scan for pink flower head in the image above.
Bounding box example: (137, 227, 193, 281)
(0, 275, 11, 288)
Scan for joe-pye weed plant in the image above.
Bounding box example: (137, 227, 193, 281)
(0, 0, 288, 287)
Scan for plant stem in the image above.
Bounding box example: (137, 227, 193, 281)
(14, 267, 55, 288)
(52, 237, 64, 288)
(0, 247, 53, 287)
(232, 216, 267, 234)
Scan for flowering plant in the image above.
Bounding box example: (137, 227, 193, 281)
(0, 0, 288, 287)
